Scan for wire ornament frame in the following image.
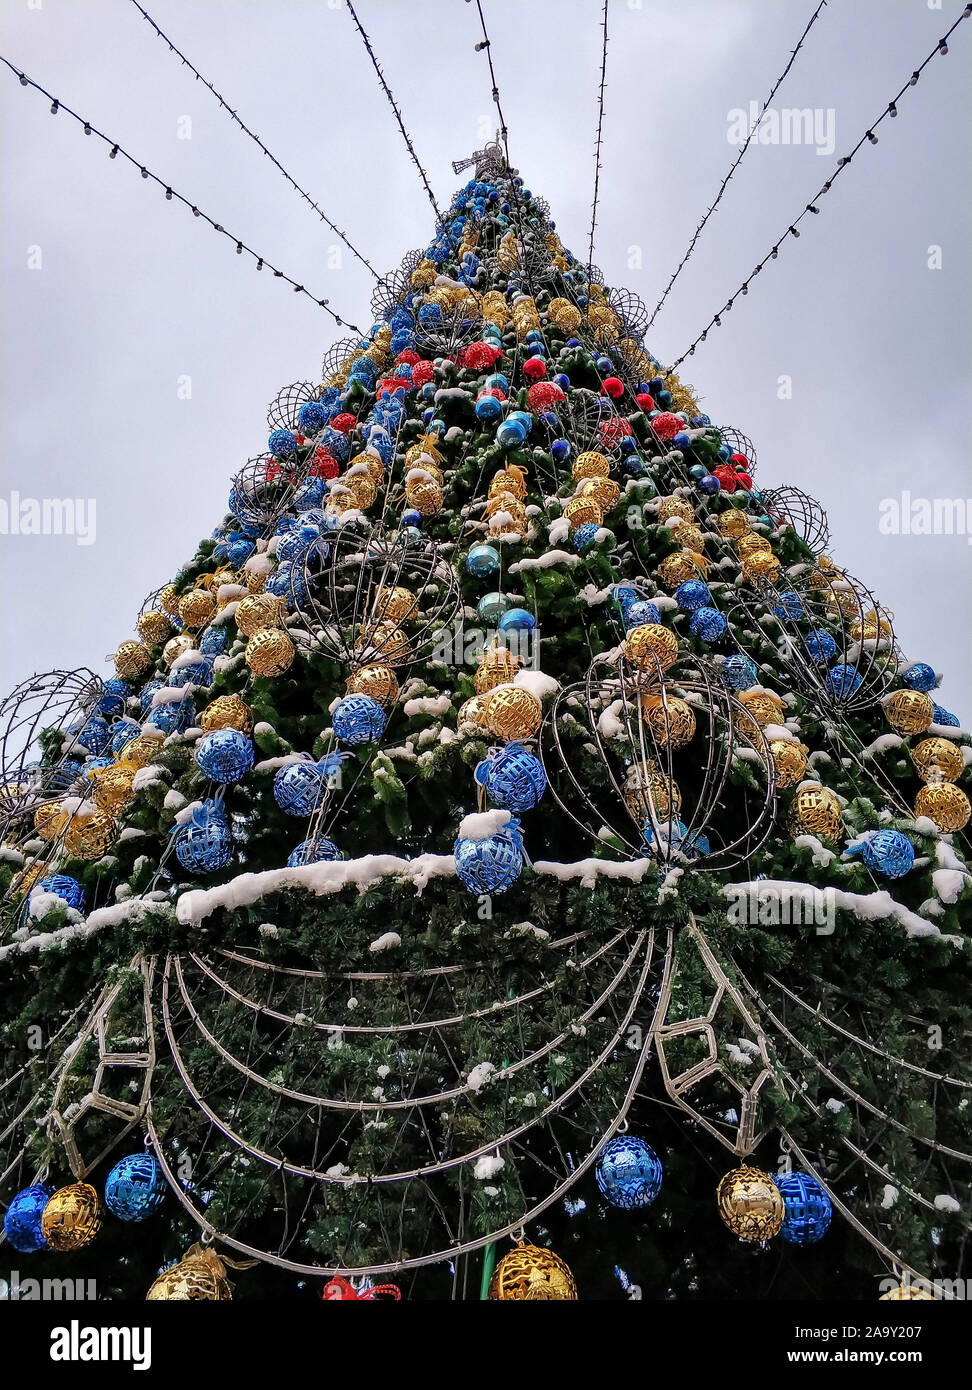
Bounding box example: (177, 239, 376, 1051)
(229, 455, 314, 536)
(370, 249, 424, 323)
(267, 381, 321, 433)
(0, 667, 103, 839)
(714, 426, 757, 476)
(321, 336, 369, 385)
(762, 484, 831, 555)
(607, 286, 650, 344)
(414, 300, 483, 360)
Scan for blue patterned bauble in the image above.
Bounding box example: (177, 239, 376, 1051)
(932, 704, 959, 727)
(225, 534, 256, 567)
(293, 476, 326, 511)
(319, 427, 351, 463)
(200, 626, 228, 656)
(675, 580, 711, 612)
(169, 657, 213, 689)
(277, 525, 318, 564)
(287, 837, 342, 867)
(73, 715, 111, 754)
(573, 523, 600, 551)
(772, 591, 805, 621)
(297, 401, 326, 434)
(332, 695, 386, 745)
(174, 801, 234, 874)
(484, 743, 547, 813)
(803, 629, 838, 664)
(859, 829, 915, 879)
(778, 1170, 832, 1245)
(903, 662, 937, 693)
(274, 760, 330, 817)
(477, 591, 512, 624)
(466, 544, 501, 578)
(690, 606, 727, 642)
(96, 678, 130, 717)
(109, 719, 142, 756)
(196, 729, 254, 784)
(150, 697, 194, 735)
(498, 608, 536, 633)
(48, 757, 84, 790)
(496, 419, 527, 448)
(722, 655, 757, 691)
(35, 874, 86, 912)
(104, 1153, 166, 1222)
(454, 820, 523, 895)
(626, 600, 661, 629)
(3, 1183, 55, 1253)
(825, 664, 863, 699)
(475, 394, 503, 423)
(612, 585, 638, 615)
(83, 756, 114, 779)
(595, 1136, 663, 1211)
(139, 679, 163, 714)
(268, 428, 297, 457)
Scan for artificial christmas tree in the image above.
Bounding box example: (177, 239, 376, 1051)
(1, 140, 969, 1301)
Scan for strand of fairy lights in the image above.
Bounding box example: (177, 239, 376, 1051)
(587, 0, 610, 273)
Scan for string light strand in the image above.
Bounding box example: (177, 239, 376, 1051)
(587, 0, 610, 273)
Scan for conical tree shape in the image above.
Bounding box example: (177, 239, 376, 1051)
(1, 150, 969, 1301)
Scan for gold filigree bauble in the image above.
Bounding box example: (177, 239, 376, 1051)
(547, 298, 583, 335)
(236, 593, 283, 636)
(579, 477, 621, 512)
(658, 550, 708, 589)
(488, 1244, 577, 1301)
(361, 622, 409, 664)
(657, 496, 696, 525)
(159, 583, 182, 616)
(571, 451, 611, 481)
(346, 665, 400, 707)
(41, 1183, 102, 1251)
(914, 782, 970, 833)
(736, 533, 773, 559)
(481, 290, 510, 327)
(12, 861, 46, 898)
(350, 451, 384, 483)
(119, 733, 165, 769)
(34, 801, 70, 841)
(64, 810, 116, 860)
(716, 1166, 784, 1243)
(114, 641, 153, 680)
(137, 610, 173, 645)
(911, 737, 964, 785)
(405, 435, 444, 469)
(641, 694, 696, 748)
(824, 590, 861, 620)
(487, 496, 527, 533)
(474, 646, 522, 694)
(671, 522, 706, 554)
(344, 473, 378, 510)
(404, 478, 444, 516)
(200, 694, 254, 735)
(879, 1285, 935, 1302)
(410, 260, 437, 290)
(741, 551, 782, 584)
(561, 496, 603, 531)
(163, 634, 196, 668)
(624, 763, 681, 821)
(146, 1245, 235, 1301)
(884, 690, 934, 736)
(458, 695, 489, 729)
(739, 690, 785, 728)
(373, 587, 418, 625)
(788, 783, 844, 841)
(484, 686, 543, 741)
(178, 589, 217, 630)
(243, 564, 268, 594)
(245, 628, 295, 677)
(489, 466, 527, 500)
(770, 739, 809, 788)
(623, 624, 680, 675)
(587, 302, 620, 336)
(718, 509, 750, 540)
(92, 763, 136, 814)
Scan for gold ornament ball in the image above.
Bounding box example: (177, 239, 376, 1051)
(718, 509, 750, 539)
(92, 763, 137, 813)
(236, 593, 282, 636)
(736, 533, 773, 559)
(624, 623, 679, 675)
(488, 1244, 577, 1301)
(788, 783, 844, 842)
(481, 290, 510, 327)
(475, 646, 522, 694)
(458, 695, 489, 729)
(119, 733, 165, 769)
(404, 478, 443, 516)
(34, 801, 70, 841)
(672, 522, 705, 554)
(571, 451, 611, 481)
(200, 694, 254, 735)
(884, 689, 935, 736)
(12, 861, 47, 898)
(657, 496, 695, 525)
(770, 739, 809, 789)
(405, 435, 444, 469)
(245, 628, 295, 677)
(561, 495, 603, 531)
(346, 664, 400, 707)
(41, 1183, 102, 1251)
(879, 1285, 935, 1301)
(716, 1166, 784, 1243)
(137, 610, 173, 645)
(178, 589, 217, 630)
(741, 550, 782, 584)
(547, 297, 582, 335)
(641, 694, 696, 749)
(243, 565, 268, 594)
(64, 810, 116, 861)
(159, 583, 182, 616)
(658, 550, 708, 589)
(739, 690, 785, 728)
(911, 737, 964, 785)
(361, 621, 409, 665)
(484, 686, 543, 741)
(345, 473, 378, 509)
(373, 586, 418, 625)
(351, 451, 384, 483)
(163, 634, 196, 668)
(624, 762, 681, 821)
(490, 466, 527, 500)
(114, 640, 153, 680)
(914, 782, 970, 833)
(579, 476, 621, 513)
(146, 1245, 234, 1301)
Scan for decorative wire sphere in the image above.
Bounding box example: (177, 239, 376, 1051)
(321, 335, 368, 385)
(104, 1152, 167, 1222)
(287, 837, 342, 867)
(761, 484, 831, 555)
(415, 301, 483, 360)
(595, 1135, 664, 1210)
(556, 388, 625, 462)
(715, 425, 757, 476)
(229, 454, 309, 536)
(454, 819, 524, 894)
(3, 1183, 55, 1252)
(370, 249, 424, 323)
(267, 381, 320, 433)
(607, 286, 650, 344)
(777, 1170, 833, 1245)
(0, 667, 103, 833)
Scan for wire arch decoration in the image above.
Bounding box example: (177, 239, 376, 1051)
(727, 560, 899, 717)
(607, 286, 651, 345)
(494, 226, 554, 283)
(541, 650, 777, 873)
(321, 336, 370, 387)
(413, 297, 483, 361)
(0, 667, 103, 836)
(714, 426, 757, 477)
(267, 381, 321, 433)
(139, 918, 670, 1276)
(228, 455, 313, 537)
(761, 483, 831, 555)
(295, 526, 462, 670)
(554, 387, 627, 463)
(370, 250, 424, 323)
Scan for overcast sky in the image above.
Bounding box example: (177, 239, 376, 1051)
(1, 0, 969, 724)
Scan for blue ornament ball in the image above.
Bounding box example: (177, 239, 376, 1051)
(268, 428, 297, 458)
(110, 719, 142, 756)
(496, 419, 527, 448)
(595, 1135, 663, 1211)
(402, 509, 422, 528)
(34, 874, 86, 912)
(3, 1184, 55, 1252)
(803, 629, 838, 664)
(74, 715, 111, 754)
(48, 757, 84, 790)
(932, 704, 959, 727)
(297, 401, 326, 434)
(174, 802, 234, 874)
(778, 1170, 832, 1246)
(475, 394, 503, 423)
(859, 829, 915, 880)
(675, 580, 711, 612)
(196, 729, 254, 784)
(200, 626, 228, 656)
(96, 678, 130, 717)
(573, 523, 601, 551)
(550, 438, 570, 463)
(722, 654, 757, 690)
(698, 473, 721, 494)
(612, 584, 638, 615)
(903, 662, 937, 693)
(454, 820, 523, 894)
(772, 591, 805, 621)
(466, 544, 501, 578)
(672, 431, 691, 451)
(274, 761, 330, 816)
(287, 837, 343, 867)
(498, 608, 536, 633)
(484, 743, 547, 813)
(626, 600, 661, 629)
(825, 664, 863, 699)
(332, 695, 386, 746)
(688, 463, 707, 481)
(104, 1152, 167, 1222)
(690, 606, 727, 642)
(477, 591, 512, 624)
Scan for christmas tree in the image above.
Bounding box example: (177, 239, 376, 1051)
(1, 140, 970, 1302)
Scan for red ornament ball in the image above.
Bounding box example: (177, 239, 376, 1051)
(636, 393, 655, 412)
(712, 464, 738, 492)
(395, 349, 420, 367)
(600, 417, 632, 447)
(602, 376, 624, 399)
(730, 452, 749, 470)
(527, 381, 565, 411)
(312, 448, 340, 480)
(410, 360, 435, 388)
(461, 342, 503, 371)
(735, 472, 753, 491)
(330, 412, 357, 435)
(651, 411, 682, 440)
(523, 357, 547, 382)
